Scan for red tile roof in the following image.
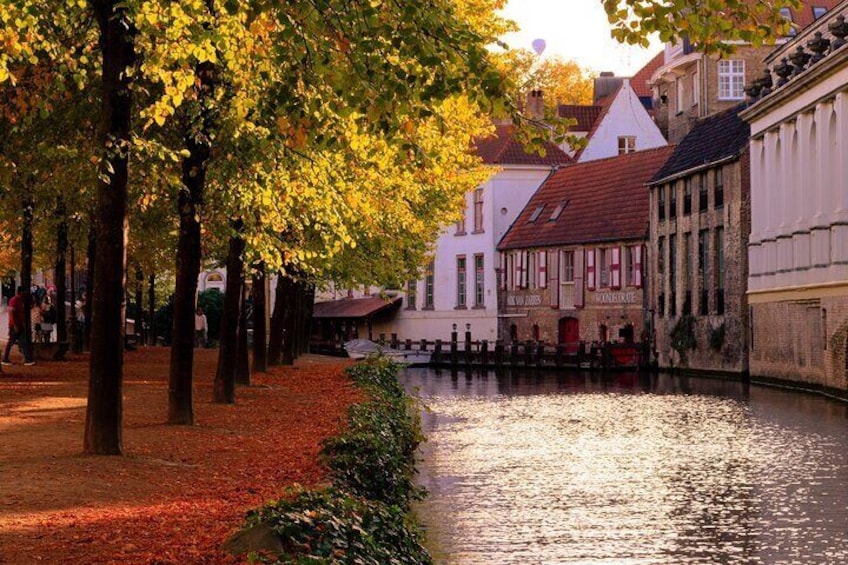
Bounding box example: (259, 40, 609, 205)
(630, 51, 664, 99)
(557, 104, 604, 132)
(473, 124, 572, 166)
(312, 296, 402, 319)
(498, 146, 676, 250)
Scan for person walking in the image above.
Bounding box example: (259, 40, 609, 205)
(3, 286, 35, 366)
(194, 306, 208, 348)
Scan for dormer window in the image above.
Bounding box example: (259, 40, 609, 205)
(549, 200, 569, 221)
(528, 205, 545, 223)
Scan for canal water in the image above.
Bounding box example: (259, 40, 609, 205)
(402, 368, 848, 564)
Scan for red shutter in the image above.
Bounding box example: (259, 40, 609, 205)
(611, 247, 621, 289)
(539, 251, 547, 289)
(549, 250, 559, 308)
(574, 248, 585, 308)
(586, 248, 596, 290)
(634, 245, 643, 289)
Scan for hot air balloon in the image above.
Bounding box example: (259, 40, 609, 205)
(532, 38, 546, 55)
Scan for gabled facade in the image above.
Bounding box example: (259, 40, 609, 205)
(558, 79, 667, 162)
(647, 106, 751, 373)
(362, 125, 572, 343)
(651, 1, 841, 143)
(497, 146, 675, 346)
(741, 1, 848, 391)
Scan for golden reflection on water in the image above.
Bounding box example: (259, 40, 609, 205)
(406, 371, 848, 565)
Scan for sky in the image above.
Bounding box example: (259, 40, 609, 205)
(500, 0, 664, 77)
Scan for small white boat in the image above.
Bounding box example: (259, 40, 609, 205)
(343, 339, 432, 366)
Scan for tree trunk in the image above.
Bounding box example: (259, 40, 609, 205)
(21, 189, 33, 354)
(268, 273, 287, 366)
(236, 279, 250, 385)
(84, 222, 96, 350)
(55, 199, 68, 345)
(251, 263, 268, 373)
(147, 273, 156, 346)
(281, 279, 297, 365)
(213, 220, 244, 403)
(70, 244, 78, 353)
(134, 268, 143, 343)
(84, 0, 135, 456)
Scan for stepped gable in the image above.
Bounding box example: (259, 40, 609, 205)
(473, 124, 572, 166)
(498, 145, 676, 250)
(650, 105, 749, 184)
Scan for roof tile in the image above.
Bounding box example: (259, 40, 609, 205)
(499, 146, 676, 250)
(474, 124, 572, 166)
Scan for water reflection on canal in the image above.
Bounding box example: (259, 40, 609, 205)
(402, 368, 848, 565)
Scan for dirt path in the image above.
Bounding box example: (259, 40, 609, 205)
(0, 347, 357, 564)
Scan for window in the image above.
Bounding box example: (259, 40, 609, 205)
(683, 233, 692, 315)
(718, 60, 745, 100)
(692, 70, 700, 107)
(618, 136, 636, 155)
(625, 246, 637, 287)
(780, 7, 797, 35)
(456, 256, 467, 308)
(599, 248, 611, 288)
(698, 174, 708, 212)
(657, 236, 665, 275)
(406, 280, 417, 310)
(684, 178, 692, 215)
(698, 230, 709, 315)
(813, 6, 827, 20)
(550, 200, 568, 221)
(676, 77, 684, 112)
(474, 254, 484, 307)
(658, 185, 666, 221)
(424, 261, 434, 309)
(669, 183, 677, 218)
(714, 167, 724, 209)
(669, 235, 677, 317)
(562, 250, 574, 282)
(528, 204, 545, 223)
(473, 188, 484, 232)
(456, 207, 466, 235)
(715, 228, 725, 314)
(528, 252, 537, 289)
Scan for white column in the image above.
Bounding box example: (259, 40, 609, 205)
(749, 137, 765, 243)
(814, 101, 830, 226)
(835, 92, 848, 224)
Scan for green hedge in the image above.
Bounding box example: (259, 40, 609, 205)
(239, 358, 431, 564)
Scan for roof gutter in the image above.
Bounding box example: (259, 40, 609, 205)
(646, 153, 740, 187)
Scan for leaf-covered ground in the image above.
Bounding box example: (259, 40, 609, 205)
(0, 347, 358, 564)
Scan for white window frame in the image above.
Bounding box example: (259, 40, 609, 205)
(618, 136, 636, 155)
(718, 60, 745, 100)
(472, 188, 484, 233)
(456, 256, 467, 308)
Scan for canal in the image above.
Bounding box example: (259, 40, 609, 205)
(402, 368, 848, 564)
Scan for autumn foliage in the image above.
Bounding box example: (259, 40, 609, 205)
(0, 348, 359, 564)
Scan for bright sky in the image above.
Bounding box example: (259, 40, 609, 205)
(500, 0, 664, 77)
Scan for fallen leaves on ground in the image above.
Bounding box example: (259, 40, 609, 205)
(0, 347, 359, 564)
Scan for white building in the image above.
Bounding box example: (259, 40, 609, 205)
(559, 79, 667, 162)
(741, 1, 848, 391)
(356, 125, 572, 343)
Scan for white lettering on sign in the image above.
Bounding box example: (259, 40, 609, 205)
(593, 291, 638, 304)
(506, 293, 543, 306)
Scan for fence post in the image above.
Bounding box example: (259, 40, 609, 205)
(481, 339, 489, 367)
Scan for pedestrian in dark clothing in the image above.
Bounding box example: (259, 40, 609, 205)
(3, 286, 34, 365)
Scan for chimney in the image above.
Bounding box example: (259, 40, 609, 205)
(526, 89, 544, 120)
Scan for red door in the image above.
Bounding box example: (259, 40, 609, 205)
(558, 317, 579, 353)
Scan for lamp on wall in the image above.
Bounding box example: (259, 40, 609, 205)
(452, 323, 457, 331)
(466, 323, 471, 331)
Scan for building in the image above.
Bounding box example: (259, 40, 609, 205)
(650, 1, 840, 143)
(741, 1, 848, 391)
(558, 77, 667, 162)
(497, 146, 675, 347)
(349, 124, 573, 343)
(647, 106, 751, 373)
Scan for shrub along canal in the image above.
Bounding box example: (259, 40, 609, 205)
(403, 368, 848, 564)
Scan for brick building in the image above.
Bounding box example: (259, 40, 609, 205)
(647, 107, 751, 373)
(741, 1, 848, 392)
(497, 146, 675, 347)
(650, 2, 840, 143)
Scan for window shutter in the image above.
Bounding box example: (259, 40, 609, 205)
(574, 248, 585, 308)
(586, 248, 596, 290)
(522, 250, 529, 289)
(611, 247, 621, 290)
(634, 245, 643, 289)
(549, 250, 559, 308)
(539, 251, 547, 289)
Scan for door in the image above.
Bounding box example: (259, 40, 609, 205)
(558, 317, 579, 353)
